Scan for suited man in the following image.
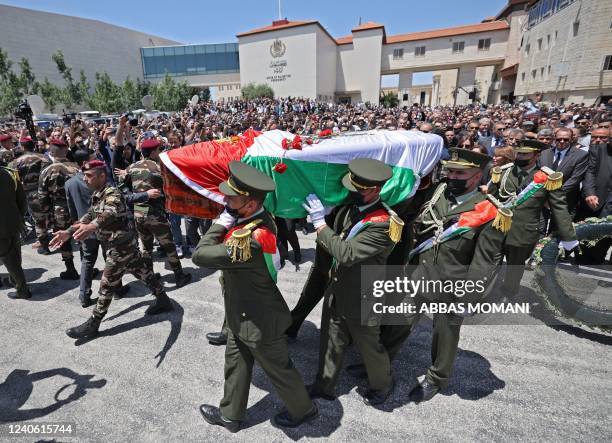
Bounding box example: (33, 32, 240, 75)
(539, 127, 588, 215)
(583, 128, 612, 217)
(0, 166, 31, 299)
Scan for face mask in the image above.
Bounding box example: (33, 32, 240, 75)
(226, 201, 248, 218)
(349, 191, 366, 206)
(446, 178, 469, 195)
(515, 158, 531, 167)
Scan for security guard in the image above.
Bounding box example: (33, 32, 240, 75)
(50, 161, 175, 339)
(302, 158, 398, 406)
(473, 139, 578, 296)
(193, 161, 318, 432)
(122, 138, 191, 287)
(405, 148, 496, 403)
(0, 165, 31, 299)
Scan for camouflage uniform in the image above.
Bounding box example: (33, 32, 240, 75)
(38, 158, 80, 261)
(69, 184, 167, 319)
(9, 153, 51, 247)
(123, 159, 183, 273)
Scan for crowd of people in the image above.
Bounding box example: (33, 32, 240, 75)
(0, 96, 611, 430)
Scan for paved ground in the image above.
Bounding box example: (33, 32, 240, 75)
(0, 233, 611, 442)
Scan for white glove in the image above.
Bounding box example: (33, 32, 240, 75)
(302, 193, 327, 229)
(560, 239, 579, 251)
(215, 209, 236, 229)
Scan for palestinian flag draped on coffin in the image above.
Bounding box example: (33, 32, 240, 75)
(160, 129, 443, 219)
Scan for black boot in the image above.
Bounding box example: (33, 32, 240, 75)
(66, 316, 101, 339)
(409, 379, 440, 404)
(37, 245, 52, 255)
(174, 269, 192, 288)
(199, 404, 240, 433)
(145, 293, 174, 316)
(60, 259, 80, 280)
(360, 379, 394, 406)
(206, 331, 227, 345)
(113, 285, 130, 300)
(273, 404, 319, 428)
(80, 289, 94, 307)
(8, 289, 32, 300)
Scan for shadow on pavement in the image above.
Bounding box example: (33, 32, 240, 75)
(0, 368, 106, 422)
(74, 299, 184, 367)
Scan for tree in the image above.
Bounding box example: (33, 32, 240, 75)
(150, 74, 193, 111)
(380, 91, 399, 108)
(86, 72, 122, 113)
(241, 83, 274, 99)
(199, 87, 211, 102)
(52, 50, 90, 109)
(39, 78, 61, 112)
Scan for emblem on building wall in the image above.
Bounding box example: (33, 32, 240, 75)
(270, 39, 286, 58)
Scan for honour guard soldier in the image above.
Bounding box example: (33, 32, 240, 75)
(302, 158, 400, 406)
(474, 139, 578, 296)
(404, 148, 497, 403)
(38, 138, 80, 279)
(0, 165, 31, 299)
(122, 138, 191, 287)
(193, 161, 318, 432)
(50, 160, 176, 339)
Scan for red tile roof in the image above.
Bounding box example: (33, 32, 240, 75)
(385, 20, 509, 44)
(336, 35, 353, 45)
(352, 21, 385, 32)
(236, 20, 318, 37)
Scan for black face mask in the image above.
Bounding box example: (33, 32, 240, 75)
(446, 178, 469, 196)
(515, 158, 531, 168)
(226, 201, 248, 218)
(349, 191, 366, 206)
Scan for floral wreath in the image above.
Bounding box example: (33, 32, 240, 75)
(273, 129, 334, 174)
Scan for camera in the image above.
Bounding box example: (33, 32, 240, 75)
(14, 100, 33, 120)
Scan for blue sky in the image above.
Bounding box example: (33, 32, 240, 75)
(2, 0, 507, 85)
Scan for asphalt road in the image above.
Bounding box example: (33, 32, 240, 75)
(0, 233, 611, 442)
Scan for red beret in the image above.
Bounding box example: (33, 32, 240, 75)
(49, 138, 67, 147)
(82, 160, 107, 172)
(141, 138, 161, 150)
(19, 136, 32, 143)
(0, 134, 12, 142)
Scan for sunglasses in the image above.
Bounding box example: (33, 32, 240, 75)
(460, 143, 472, 148)
(555, 138, 570, 142)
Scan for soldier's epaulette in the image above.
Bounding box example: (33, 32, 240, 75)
(539, 166, 563, 191)
(381, 202, 404, 243)
(225, 218, 263, 262)
(1, 166, 20, 188)
(491, 162, 514, 184)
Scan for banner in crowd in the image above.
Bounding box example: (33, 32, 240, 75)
(160, 129, 443, 219)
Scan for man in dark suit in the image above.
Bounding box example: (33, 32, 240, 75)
(539, 127, 588, 216)
(583, 129, 612, 217)
(0, 166, 31, 299)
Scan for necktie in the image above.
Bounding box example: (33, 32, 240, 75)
(552, 151, 562, 171)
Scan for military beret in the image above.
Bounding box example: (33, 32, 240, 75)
(0, 134, 12, 142)
(19, 136, 32, 143)
(49, 138, 67, 147)
(442, 148, 490, 170)
(514, 139, 548, 153)
(341, 158, 393, 192)
(82, 159, 106, 172)
(219, 161, 275, 198)
(141, 138, 161, 150)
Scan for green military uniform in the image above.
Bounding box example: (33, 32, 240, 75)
(38, 156, 79, 265)
(192, 161, 313, 423)
(0, 147, 14, 167)
(123, 154, 183, 274)
(309, 159, 397, 400)
(9, 151, 51, 249)
(0, 166, 29, 298)
(404, 149, 496, 394)
(473, 140, 577, 295)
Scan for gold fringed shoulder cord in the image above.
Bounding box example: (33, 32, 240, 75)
(225, 219, 263, 262)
